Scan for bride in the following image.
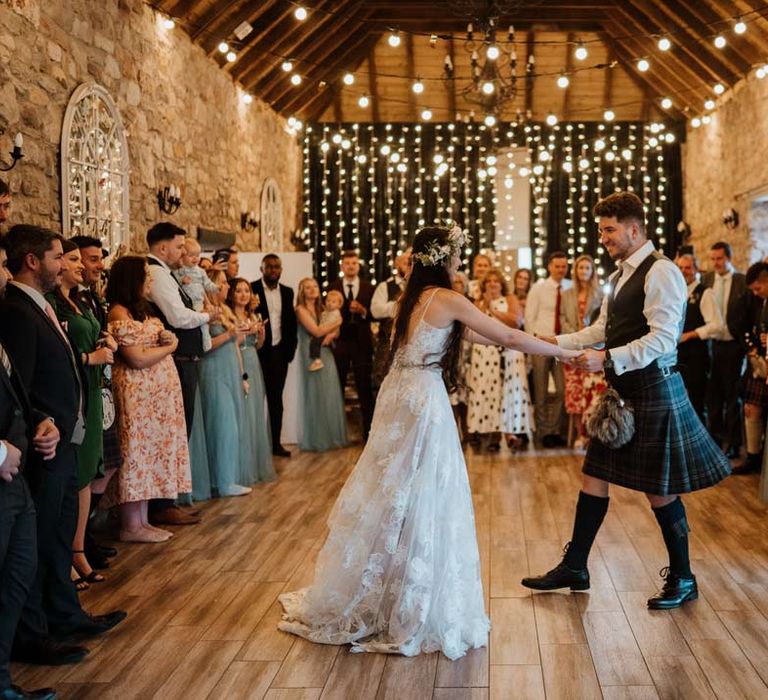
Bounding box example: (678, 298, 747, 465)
(279, 224, 579, 660)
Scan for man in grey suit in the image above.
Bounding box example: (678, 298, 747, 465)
(702, 241, 748, 459)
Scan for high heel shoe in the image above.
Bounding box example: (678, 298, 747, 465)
(72, 551, 105, 583)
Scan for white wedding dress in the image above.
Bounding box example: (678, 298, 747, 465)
(278, 290, 490, 660)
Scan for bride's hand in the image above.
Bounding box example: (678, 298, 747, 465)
(558, 348, 582, 365)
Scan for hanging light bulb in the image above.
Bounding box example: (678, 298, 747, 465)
(575, 42, 588, 60)
(218, 42, 229, 54)
(664, 132, 676, 143)
(704, 98, 715, 110)
(242, 93, 253, 104)
(481, 81, 494, 95)
(622, 148, 633, 160)
(343, 72, 354, 85)
(714, 35, 726, 48)
(162, 16, 175, 30)
(702, 115, 711, 124)
(579, 157, 590, 169)
(557, 74, 570, 88)
(734, 19, 747, 34)
(486, 45, 500, 60)
(421, 109, 432, 120)
(603, 109, 615, 121)
(294, 6, 308, 21)
(412, 80, 424, 94)
(691, 117, 702, 128)
(226, 50, 237, 62)
(358, 95, 369, 108)
(658, 36, 671, 51)
(637, 58, 650, 72)
(281, 60, 293, 72)
(713, 83, 725, 95)
(757, 66, 767, 79)
(546, 113, 558, 126)
(388, 31, 401, 48)
(484, 114, 496, 127)
(290, 73, 302, 86)
(661, 97, 672, 109)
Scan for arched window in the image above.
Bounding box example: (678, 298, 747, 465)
(61, 82, 130, 252)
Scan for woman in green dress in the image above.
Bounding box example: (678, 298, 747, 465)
(48, 239, 116, 588)
(227, 278, 276, 484)
(295, 278, 347, 452)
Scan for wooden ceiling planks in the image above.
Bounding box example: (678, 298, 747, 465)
(152, 0, 768, 122)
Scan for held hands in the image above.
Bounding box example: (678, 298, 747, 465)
(102, 333, 118, 352)
(0, 441, 21, 481)
(574, 348, 605, 372)
(158, 329, 177, 346)
(90, 346, 114, 365)
(33, 418, 60, 461)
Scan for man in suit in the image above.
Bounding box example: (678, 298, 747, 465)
(0, 237, 59, 699)
(702, 241, 748, 459)
(252, 254, 297, 457)
(328, 250, 375, 441)
(0, 226, 125, 666)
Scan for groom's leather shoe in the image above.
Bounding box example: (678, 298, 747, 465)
(273, 445, 291, 457)
(647, 568, 698, 609)
(521, 561, 590, 591)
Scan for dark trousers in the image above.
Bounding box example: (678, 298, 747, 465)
(0, 475, 37, 688)
(260, 343, 290, 447)
(707, 340, 745, 450)
(333, 340, 374, 439)
(16, 444, 85, 643)
(678, 343, 710, 423)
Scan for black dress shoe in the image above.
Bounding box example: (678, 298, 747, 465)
(272, 445, 291, 457)
(521, 561, 590, 591)
(11, 638, 88, 665)
(541, 435, 555, 448)
(1, 686, 57, 700)
(647, 568, 698, 609)
(731, 454, 762, 475)
(52, 610, 127, 639)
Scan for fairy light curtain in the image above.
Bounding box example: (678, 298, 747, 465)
(301, 120, 682, 288)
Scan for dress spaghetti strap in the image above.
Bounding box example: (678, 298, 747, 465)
(418, 288, 440, 325)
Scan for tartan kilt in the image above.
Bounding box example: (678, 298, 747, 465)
(583, 366, 730, 495)
(102, 422, 122, 471)
(744, 374, 768, 409)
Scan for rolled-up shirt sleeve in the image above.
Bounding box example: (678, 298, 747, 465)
(371, 280, 397, 320)
(695, 287, 724, 340)
(556, 295, 608, 350)
(148, 268, 209, 330)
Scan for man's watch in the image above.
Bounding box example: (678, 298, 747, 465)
(242, 373, 249, 381)
(603, 349, 615, 371)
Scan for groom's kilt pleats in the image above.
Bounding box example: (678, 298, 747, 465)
(583, 366, 731, 495)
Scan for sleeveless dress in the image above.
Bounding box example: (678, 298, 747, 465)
(279, 291, 490, 660)
(296, 324, 348, 452)
(239, 333, 275, 483)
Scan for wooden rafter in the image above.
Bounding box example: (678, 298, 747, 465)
(406, 32, 418, 121)
(446, 36, 457, 119)
(563, 32, 574, 119)
(197, 0, 283, 53)
(369, 42, 381, 122)
(525, 29, 535, 117)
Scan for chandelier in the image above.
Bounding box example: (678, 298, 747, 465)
(446, 1, 538, 119)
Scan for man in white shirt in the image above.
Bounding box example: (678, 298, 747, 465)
(701, 241, 748, 459)
(675, 254, 723, 421)
(524, 251, 573, 447)
(522, 192, 730, 610)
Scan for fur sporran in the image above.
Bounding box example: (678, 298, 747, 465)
(584, 387, 635, 449)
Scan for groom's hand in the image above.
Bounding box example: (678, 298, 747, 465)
(538, 335, 557, 345)
(575, 348, 605, 372)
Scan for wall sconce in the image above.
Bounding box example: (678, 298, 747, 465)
(722, 207, 739, 229)
(241, 210, 258, 231)
(0, 132, 23, 172)
(158, 184, 181, 214)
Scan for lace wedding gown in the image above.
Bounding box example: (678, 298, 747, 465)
(279, 291, 490, 660)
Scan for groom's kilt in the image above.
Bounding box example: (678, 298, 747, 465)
(583, 363, 731, 495)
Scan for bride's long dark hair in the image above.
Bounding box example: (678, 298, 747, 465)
(388, 225, 464, 391)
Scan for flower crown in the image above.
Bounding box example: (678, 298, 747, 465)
(412, 223, 470, 267)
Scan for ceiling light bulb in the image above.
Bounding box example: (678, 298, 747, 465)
(637, 58, 650, 72)
(484, 114, 496, 127)
(704, 98, 715, 110)
(242, 93, 253, 104)
(603, 109, 615, 121)
(290, 73, 302, 86)
(226, 51, 237, 62)
(702, 115, 711, 124)
(421, 109, 432, 120)
(388, 31, 401, 48)
(661, 97, 672, 109)
(218, 42, 229, 54)
(658, 37, 671, 51)
(734, 20, 747, 35)
(714, 35, 726, 48)
(757, 66, 767, 79)
(162, 17, 175, 30)
(412, 80, 424, 94)
(557, 74, 570, 88)
(358, 95, 369, 107)
(486, 45, 500, 60)
(713, 83, 725, 95)
(622, 148, 632, 160)
(605, 151, 616, 161)
(281, 60, 293, 72)
(575, 43, 588, 61)
(343, 72, 354, 85)
(546, 113, 558, 126)
(579, 158, 590, 169)
(481, 81, 494, 95)
(664, 132, 675, 143)
(691, 117, 702, 128)
(294, 6, 307, 21)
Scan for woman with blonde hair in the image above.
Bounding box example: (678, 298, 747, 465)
(560, 254, 605, 448)
(295, 277, 347, 451)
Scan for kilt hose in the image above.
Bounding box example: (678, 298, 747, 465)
(584, 364, 731, 495)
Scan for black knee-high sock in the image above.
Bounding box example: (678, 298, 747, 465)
(563, 491, 610, 570)
(653, 497, 692, 578)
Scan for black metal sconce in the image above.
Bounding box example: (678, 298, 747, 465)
(241, 210, 258, 232)
(158, 184, 181, 214)
(0, 132, 23, 172)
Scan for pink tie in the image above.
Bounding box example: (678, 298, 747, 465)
(44, 303, 69, 341)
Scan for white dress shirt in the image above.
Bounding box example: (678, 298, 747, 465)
(711, 270, 735, 341)
(524, 276, 573, 337)
(263, 283, 283, 346)
(556, 241, 686, 375)
(371, 275, 406, 320)
(146, 254, 209, 329)
(687, 281, 723, 340)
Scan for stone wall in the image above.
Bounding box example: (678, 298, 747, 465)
(682, 71, 768, 271)
(0, 0, 302, 251)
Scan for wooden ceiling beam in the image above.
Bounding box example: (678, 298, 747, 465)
(167, 0, 204, 21)
(524, 29, 535, 117)
(704, 0, 768, 59)
(563, 31, 574, 120)
(195, 0, 282, 53)
(369, 42, 381, 122)
(406, 32, 418, 122)
(446, 36, 457, 120)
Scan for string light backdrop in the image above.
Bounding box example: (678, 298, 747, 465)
(301, 120, 683, 288)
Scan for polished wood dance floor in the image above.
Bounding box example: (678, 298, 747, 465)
(12, 446, 768, 699)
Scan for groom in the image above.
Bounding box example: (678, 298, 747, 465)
(522, 192, 730, 609)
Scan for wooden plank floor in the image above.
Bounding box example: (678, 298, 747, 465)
(12, 445, 768, 699)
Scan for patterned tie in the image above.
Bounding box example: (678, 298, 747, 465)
(554, 283, 562, 335)
(44, 302, 69, 341)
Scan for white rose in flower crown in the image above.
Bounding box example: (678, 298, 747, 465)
(412, 223, 471, 267)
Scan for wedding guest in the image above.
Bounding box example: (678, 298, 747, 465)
(513, 268, 532, 320)
(308, 290, 343, 371)
(199, 257, 213, 272)
(449, 271, 471, 440)
(47, 240, 114, 590)
(525, 251, 573, 447)
(174, 238, 219, 352)
(196, 270, 252, 498)
(468, 253, 493, 301)
(104, 256, 192, 542)
(561, 255, 604, 447)
(1, 226, 125, 664)
(0, 236, 60, 699)
(227, 277, 276, 484)
(327, 251, 375, 441)
(252, 255, 298, 457)
(214, 247, 239, 281)
(295, 278, 347, 452)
